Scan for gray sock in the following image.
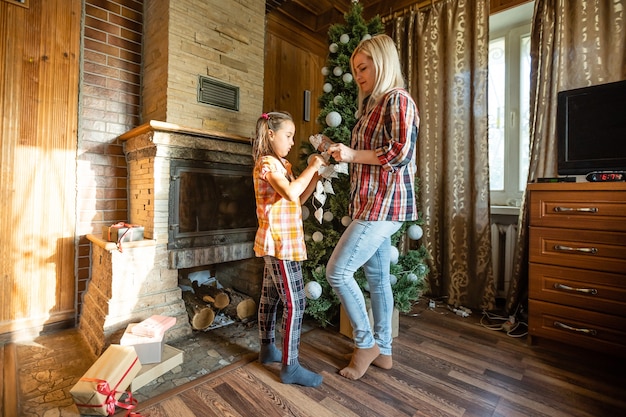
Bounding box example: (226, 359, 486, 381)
(259, 343, 282, 364)
(280, 363, 323, 387)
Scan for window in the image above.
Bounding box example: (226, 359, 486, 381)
(488, 4, 533, 207)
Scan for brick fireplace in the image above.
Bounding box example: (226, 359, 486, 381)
(80, 121, 264, 355)
(78, 0, 267, 355)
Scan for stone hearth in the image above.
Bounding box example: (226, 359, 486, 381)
(78, 121, 263, 356)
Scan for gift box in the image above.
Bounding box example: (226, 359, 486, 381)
(102, 224, 144, 243)
(131, 314, 176, 338)
(120, 323, 164, 364)
(130, 344, 184, 391)
(70, 344, 142, 416)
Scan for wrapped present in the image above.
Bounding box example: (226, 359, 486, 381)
(102, 223, 144, 243)
(131, 344, 184, 391)
(131, 315, 176, 338)
(120, 323, 164, 364)
(70, 344, 142, 416)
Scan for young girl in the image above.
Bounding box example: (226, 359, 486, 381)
(252, 111, 325, 387)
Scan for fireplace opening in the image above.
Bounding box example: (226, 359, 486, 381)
(169, 159, 257, 249)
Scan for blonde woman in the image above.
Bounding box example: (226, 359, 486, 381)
(327, 34, 419, 380)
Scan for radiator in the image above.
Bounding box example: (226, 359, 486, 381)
(491, 223, 518, 298)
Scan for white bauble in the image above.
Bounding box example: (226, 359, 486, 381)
(389, 246, 399, 264)
(417, 264, 427, 275)
(340, 33, 350, 44)
(312, 231, 324, 242)
(390, 274, 397, 286)
(323, 83, 333, 93)
(302, 205, 309, 220)
(333, 66, 343, 77)
(407, 273, 418, 283)
(315, 265, 324, 274)
(407, 224, 423, 240)
(341, 216, 352, 227)
(321, 66, 330, 76)
(304, 233, 311, 241)
(325, 111, 342, 128)
(363, 281, 370, 292)
(323, 211, 334, 222)
(342, 73, 353, 83)
(362, 33, 372, 41)
(333, 95, 343, 105)
(329, 43, 338, 53)
(305, 281, 323, 300)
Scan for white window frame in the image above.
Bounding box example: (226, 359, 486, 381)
(489, 5, 533, 209)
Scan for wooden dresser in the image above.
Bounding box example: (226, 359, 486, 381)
(527, 182, 626, 357)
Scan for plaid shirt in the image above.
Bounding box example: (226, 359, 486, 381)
(253, 156, 307, 261)
(350, 88, 419, 221)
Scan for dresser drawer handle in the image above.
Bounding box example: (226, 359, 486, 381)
(553, 283, 598, 295)
(553, 245, 598, 254)
(553, 321, 597, 336)
(553, 206, 598, 213)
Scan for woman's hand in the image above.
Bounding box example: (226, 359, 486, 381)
(328, 143, 381, 166)
(328, 143, 356, 163)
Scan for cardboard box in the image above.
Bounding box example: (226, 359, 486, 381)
(102, 225, 144, 243)
(130, 344, 184, 391)
(120, 323, 164, 365)
(339, 304, 399, 339)
(131, 315, 176, 338)
(70, 344, 142, 416)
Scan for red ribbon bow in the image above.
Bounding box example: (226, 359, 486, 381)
(76, 356, 143, 416)
(108, 221, 139, 253)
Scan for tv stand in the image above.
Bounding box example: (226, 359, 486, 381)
(527, 182, 626, 357)
(537, 177, 576, 183)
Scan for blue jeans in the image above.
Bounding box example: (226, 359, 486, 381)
(326, 220, 403, 355)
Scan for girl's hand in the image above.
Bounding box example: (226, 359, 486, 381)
(307, 153, 327, 169)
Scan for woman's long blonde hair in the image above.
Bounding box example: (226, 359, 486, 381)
(251, 111, 293, 162)
(350, 34, 406, 117)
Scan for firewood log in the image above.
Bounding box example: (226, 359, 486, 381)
(223, 288, 256, 321)
(192, 281, 230, 309)
(182, 290, 215, 330)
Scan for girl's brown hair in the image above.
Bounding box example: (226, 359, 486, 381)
(251, 111, 293, 162)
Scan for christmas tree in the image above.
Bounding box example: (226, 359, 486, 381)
(299, 1, 429, 327)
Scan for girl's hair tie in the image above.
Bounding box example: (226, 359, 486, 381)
(262, 113, 269, 120)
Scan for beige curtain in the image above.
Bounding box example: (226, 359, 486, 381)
(506, 0, 626, 314)
(390, 0, 495, 311)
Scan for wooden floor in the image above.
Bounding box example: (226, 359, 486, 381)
(129, 307, 626, 417)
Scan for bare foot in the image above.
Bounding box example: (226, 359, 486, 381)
(343, 351, 392, 370)
(372, 354, 392, 369)
(339, 345, 380, 380)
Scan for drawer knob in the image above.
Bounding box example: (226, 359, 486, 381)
(553, 283, 598, 295)
(553, 321, 597, 336)
(553, 244, 598, 254)
(553, 206, 598, 213)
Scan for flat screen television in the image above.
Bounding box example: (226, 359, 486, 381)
(557, 79, 626, 175)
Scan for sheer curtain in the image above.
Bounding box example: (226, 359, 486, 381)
(506, 0, 626, 314)
(390, 0, 496, 311)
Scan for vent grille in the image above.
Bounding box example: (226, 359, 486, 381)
(198, 76, 239, 111)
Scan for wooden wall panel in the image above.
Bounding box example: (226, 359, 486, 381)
(264, 14, 326, 168)
(490, 0, 532, 14)
(0, 0, 80, 340)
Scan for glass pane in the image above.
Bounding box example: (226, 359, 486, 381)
(519, 34, 531, 190)
(489, 37, 506, 191)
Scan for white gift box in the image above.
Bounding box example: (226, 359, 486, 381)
(120, 323, 164, 364)
(131, 314, 176, 338)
